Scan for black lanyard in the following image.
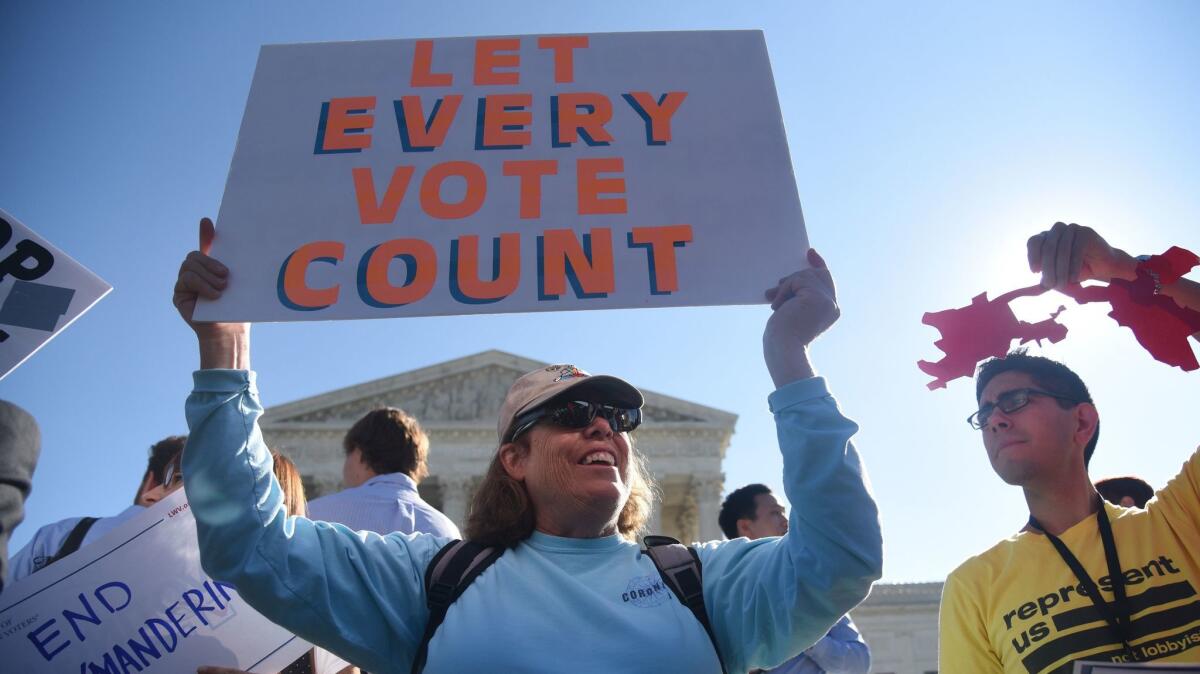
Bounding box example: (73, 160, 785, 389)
(1028, 506, 1140, 662)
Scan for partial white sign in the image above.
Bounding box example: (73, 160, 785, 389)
(196, 30, 808, 322)
(0, 489, 311, 673)
(0, 208, 111, 379)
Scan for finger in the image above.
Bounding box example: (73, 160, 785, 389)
(185, 250, 229, 278)
(199, 217, 215, 256)
(1027, 232, 1047, 273)
(176, 269, 224, 300)
(1066, 224, 1085, 284)
(767, 271, 802, 307)
(1040, 222, 1066, 288)
(769, 275, 799, 310)
(807, 248, 827, 269)
(807, 265, 837, 303)
(1056, 219, 1084, 284)
(770, 269, 834, 310)
(181, 254, 228, 288)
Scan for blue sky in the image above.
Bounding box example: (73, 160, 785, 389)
(1, 1, 1198, 584)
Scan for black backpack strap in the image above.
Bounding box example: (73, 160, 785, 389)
(643, 535, 728, 674)
(47, 517, 99, 567)
(411, 539, 504, 674)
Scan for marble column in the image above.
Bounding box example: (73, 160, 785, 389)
(693, 474, 725, 542)
(439, 476, 473, 531)
(647, 487, 663, 535)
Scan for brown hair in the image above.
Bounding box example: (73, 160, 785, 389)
(463, 436, 656, 548)
(134, 435, 187, 504)
(343, 408, 429, 481)
(270, 448, 308, 518)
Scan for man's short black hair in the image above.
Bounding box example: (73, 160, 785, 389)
(135, 435, 187, 504)
(975, 349, 1099, 466)
(718, 483, 772, 540)
(147, 436, 187, 482)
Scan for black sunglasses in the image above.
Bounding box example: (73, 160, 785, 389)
(968, 388, 1081, 430)
(506, 400, 643, 443)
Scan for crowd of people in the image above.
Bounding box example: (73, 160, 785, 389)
(0, 222, 1197, 673)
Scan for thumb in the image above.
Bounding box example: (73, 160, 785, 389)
(199, 217, 215, 256)
(805, 249, 837, 301)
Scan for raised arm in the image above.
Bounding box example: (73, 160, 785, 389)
(698, 249, 883, 672)
(1028, 222, 1200, 334)
(175, 218, 445, 673)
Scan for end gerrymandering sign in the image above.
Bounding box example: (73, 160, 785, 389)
(195, 30, 808, 322)
(0, 490, 311, 673)
(0, 208, 111, 379)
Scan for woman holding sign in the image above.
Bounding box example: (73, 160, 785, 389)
(175, 218, 881, 674)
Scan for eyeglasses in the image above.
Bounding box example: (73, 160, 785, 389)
(967, 388, 1081, 430)
(506, 400, 643, 443)
(160, 462, 184, 487)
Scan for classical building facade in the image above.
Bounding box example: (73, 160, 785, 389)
(260, 350, 737, 542)
(260, 350, 942, 672)
(851, 582, 942, 674)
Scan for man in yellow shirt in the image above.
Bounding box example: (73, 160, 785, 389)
(938, 223, 1200, 672)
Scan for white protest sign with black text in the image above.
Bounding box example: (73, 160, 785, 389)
(0, 208, 111, 379)
(196, 30, 807, 322)
(0, 489, 311, 673)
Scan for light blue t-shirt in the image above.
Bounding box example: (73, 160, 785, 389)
(308, 472, 460, 539)
(183, 370, 882, 674)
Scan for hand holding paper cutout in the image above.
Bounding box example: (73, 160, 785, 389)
(921, 222, 1200, 389)
(1027, 221, 1136, 288)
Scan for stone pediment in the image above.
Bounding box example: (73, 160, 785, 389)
(261, 350, 737, 431)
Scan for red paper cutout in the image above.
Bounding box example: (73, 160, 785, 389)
(1058, 281, 1200, 372)
(919, 247, 1200, 389)
(1143, 246, 1200, 285)
(918, 285, 1067, 390)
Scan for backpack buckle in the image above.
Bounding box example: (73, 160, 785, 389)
(427, 580, 455, 608)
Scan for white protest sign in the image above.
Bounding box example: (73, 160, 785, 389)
(0, 208, 111, 379)
(196, 30, 807, 322)
(0, 489, 311, 673)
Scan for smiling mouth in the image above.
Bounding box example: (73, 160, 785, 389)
(579, 450, 617, 467)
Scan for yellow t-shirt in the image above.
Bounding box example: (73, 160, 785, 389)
(939, 447, 1200, 673)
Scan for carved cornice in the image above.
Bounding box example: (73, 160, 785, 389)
(259, 350, 738, 434)
(858, 582, 944, 607)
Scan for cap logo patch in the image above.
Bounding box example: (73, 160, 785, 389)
(547, 364, 588, 382)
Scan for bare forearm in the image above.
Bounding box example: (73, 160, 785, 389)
(197, 327, 251, 370)
(1162, 277, 1200, 315)
(765, 345, 817, 388)
(1108, 248, 1200, 335)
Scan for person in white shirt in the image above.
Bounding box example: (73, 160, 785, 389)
(308, 408, 460, 538)
(6, 436, 186, 585)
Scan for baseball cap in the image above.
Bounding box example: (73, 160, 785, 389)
(496, 364, 644, 443)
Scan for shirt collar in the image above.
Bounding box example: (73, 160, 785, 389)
(362, 472, 418, 491)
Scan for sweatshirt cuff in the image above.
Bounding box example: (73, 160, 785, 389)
(767, 376, 830, 413)
(192, 369, 256, 393)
